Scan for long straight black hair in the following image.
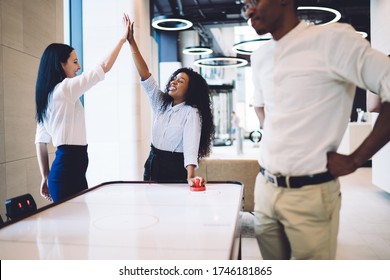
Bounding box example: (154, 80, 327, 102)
(161, 67, 215, 159)
(35, 43, 74, 123)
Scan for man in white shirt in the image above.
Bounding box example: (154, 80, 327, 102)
(243, 0, 390, 259)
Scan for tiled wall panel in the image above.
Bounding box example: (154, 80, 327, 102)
(0, 0, 62, 218)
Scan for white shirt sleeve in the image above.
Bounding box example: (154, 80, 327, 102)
(252, 87, 265, 107)
(35, 123, 51, 144)
(325, 24, 390, 103)
(59, 65, 105, 103)
(250, 49, 265, 107)
(182, 108, 201, 168)
(140, 75, 164, 113)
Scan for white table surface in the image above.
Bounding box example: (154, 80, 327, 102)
(0, 182, 243, 260)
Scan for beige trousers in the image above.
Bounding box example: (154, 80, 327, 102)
(254, 172, 341, 260)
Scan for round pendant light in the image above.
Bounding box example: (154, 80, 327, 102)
(232, 37, 271, 55)
(183, 46, 213, 55)
(152, 15, 193, 31)
(194, 57, 248, 68)
(297, 6, 341, 26)
(357, 31, 368, 38)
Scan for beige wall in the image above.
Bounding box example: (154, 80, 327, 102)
(0, 0, 63, 220)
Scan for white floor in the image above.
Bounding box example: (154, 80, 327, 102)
(211, 140, 390, 260)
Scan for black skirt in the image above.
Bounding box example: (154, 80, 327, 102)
(48, 145, 88, 202)
(144, 145, 187, 181)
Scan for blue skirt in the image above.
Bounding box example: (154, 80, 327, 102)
(48, 145, 88, 202)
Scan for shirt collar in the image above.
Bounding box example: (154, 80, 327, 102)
(169, 101, 186, 112)
(273, 20, 308, 46)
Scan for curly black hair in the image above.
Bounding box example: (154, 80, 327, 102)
(160, 67, 215, 159)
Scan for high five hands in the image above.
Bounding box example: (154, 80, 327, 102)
(123, 14, 135, 44)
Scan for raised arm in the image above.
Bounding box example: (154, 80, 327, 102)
(100, 14, 130, 73)
(125, 15, 151, 81)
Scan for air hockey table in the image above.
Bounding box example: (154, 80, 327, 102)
(0, 181, 243, 260)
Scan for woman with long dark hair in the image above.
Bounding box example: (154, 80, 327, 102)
(35, 15, 130, 203)
(125, 15, 215, 183)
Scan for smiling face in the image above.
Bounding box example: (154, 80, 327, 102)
(168, 72, 190, 105)
(61, 50, 81, 78)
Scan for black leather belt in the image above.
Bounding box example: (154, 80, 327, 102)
(260, 167, 334, 188)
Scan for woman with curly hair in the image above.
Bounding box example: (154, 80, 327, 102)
(125, 15, 214, 183)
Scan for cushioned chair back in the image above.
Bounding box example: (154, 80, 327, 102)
(197, 159, 259, 212)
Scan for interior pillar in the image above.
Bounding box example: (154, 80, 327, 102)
(370, 0, 390, 193)
(83, 0, 153, 184)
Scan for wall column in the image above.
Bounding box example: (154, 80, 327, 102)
(370, 0, 390, 193)
(0, 0, 65, 216)
(83, 0, 153, 185)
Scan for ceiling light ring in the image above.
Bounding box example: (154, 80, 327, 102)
(152, 15, 193, 31)
(183, 46, 213, 55)
(232, 38, 271, 55)
(194, 57, 248, 68)
(297, 6, 342, 26)
(356, 31, 368, 38)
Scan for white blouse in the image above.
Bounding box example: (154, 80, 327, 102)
(140, 75, 201, 168)
(35, 65, 105, 147)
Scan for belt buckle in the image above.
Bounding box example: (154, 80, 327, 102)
(264, 169, 278, 186)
